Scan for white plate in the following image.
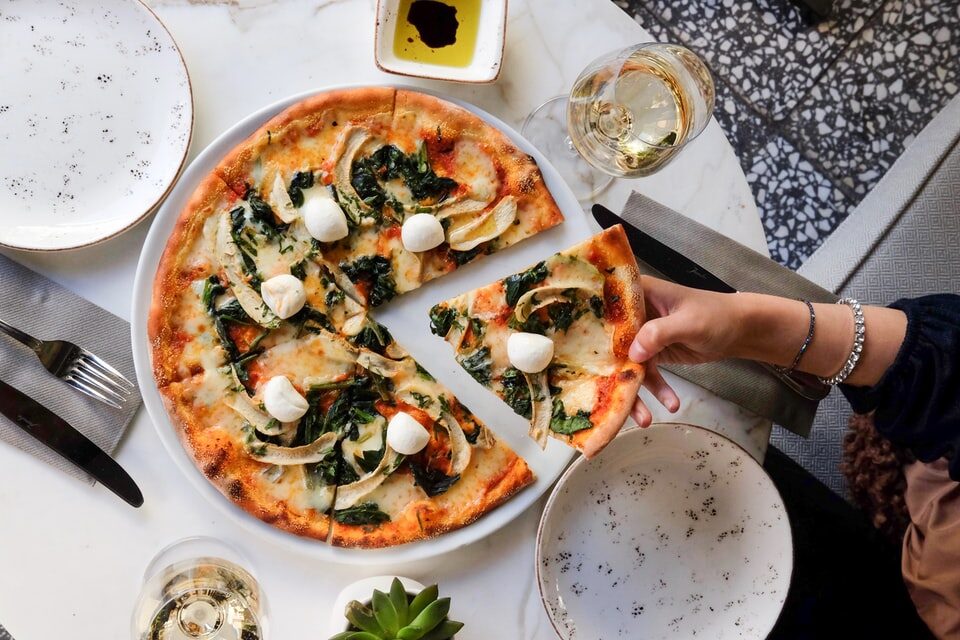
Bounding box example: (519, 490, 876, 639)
(0, 0, 192, 251)
(131, 84, 597, 565)
(537, 424, 793, 639)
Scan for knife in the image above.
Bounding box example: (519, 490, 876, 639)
(591, 203, 830, 402)
(0, 378, 143, 507)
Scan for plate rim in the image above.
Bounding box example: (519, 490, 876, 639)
(130, 82, 581, 565)
(535, 422, 795, 638)
(0, 0, 195, 252)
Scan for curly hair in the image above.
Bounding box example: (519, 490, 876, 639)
(841, 413, 914, 544)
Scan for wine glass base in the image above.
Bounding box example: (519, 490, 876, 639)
(521, 95, 613, 202)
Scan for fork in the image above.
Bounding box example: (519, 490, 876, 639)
(0, 317, 135, 408)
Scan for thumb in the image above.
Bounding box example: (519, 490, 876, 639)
(629, 316, 688, 363)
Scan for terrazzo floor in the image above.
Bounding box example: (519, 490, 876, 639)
(617, 0, 960, 269)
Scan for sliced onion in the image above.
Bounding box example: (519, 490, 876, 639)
(332, 127, 374, 223)
(446, 196, 517, 252)
(438, 407, 472, 475)
(245, 431, 337, 465)
(334, 448, 402, 509)
(525, 371, 552, 449)
(222, 369, 288, 436)
(268, 172, 298, 223)
(356, 349, 405, 378)
(435, 197, 488, 220)
(513, 258, 605, 323)
(215, 210, 281, 329)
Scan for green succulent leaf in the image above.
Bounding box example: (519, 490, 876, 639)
(345, 601, 384, 636)
(390, 578, 410, 625)
(372, 588, 401, 637)
(399, 598, 450, 638)
(407, 585, 439, 621)
(419, 620, 464, 640)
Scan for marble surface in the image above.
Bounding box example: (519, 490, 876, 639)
(0, 0, 770, 638)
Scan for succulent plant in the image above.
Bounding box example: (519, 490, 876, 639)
(330, 578, 463, 640)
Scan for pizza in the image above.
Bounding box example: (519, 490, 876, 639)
(148, 87, 565, 547)
(428, 225, 646, 458)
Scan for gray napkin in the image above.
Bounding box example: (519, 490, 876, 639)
(620, 192, 838, 436)
(0, 254, 141, 483)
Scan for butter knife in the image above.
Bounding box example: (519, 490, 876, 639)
(0, 378, 143, 507)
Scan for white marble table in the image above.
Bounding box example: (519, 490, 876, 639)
(0, 0, 771, 637)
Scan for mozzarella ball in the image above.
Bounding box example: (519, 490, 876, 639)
(262, 376, 309, 422)
(260, 274, 306, 319)
(401, 213, 445, 253)
(303, 192, 349, 242)
(386, 411, 431, 455)
(507, 332, 555, 374)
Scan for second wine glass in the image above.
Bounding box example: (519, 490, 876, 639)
(522, 42, 715, 201)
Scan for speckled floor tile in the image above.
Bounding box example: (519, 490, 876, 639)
(786, 0, 960, 198)
(712, 77, 855, 267)
(623, 0, 882, 121)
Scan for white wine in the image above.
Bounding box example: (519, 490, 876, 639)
(567, 45, 713, 178)
(135, 557, 264, 640)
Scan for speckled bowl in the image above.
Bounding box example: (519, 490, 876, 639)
(536, 423, 793, 639)
(0, 0, 192, 251)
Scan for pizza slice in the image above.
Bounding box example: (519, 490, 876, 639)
(327, 345, 534, 548)
(428, 225, 646, 458)
(210, 87, 564, 308)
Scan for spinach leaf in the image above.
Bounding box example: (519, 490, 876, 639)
(354, 428, 386, 473)
(500, 367, 532, 419)
(550, 398, 593, 435)
(547, 301, 585, 333)
(410, 391, 433, 409)
(350, 319, 393, 354)
(287, 171, 315, 208)
(325, 287, 345, 308)
(340, 255, 397, 307)
(244, 187, 282, 237)
(415, 362, 435, 381)
(290, 259, 308, 280)
(350, 144, 458, 216)
(503, 261, 549, 306)
(334, 502, 391, 525)
(428, 304, 458, 337)
(409, 461, 460, 497)
(458, 347, 492, 386)
(291, 305, 333, 335)
(589, 294, 604, 318)
(449, 246, 482, 267)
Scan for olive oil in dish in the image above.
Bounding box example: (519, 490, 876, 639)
(393, 0, 481, 68)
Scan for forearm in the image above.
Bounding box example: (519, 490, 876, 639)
(730, 293, 907, 387)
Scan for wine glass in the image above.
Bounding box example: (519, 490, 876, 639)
(131, 537, 268, 640)
(521, 42, 715, 201)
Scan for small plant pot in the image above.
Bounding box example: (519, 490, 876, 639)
(329, 575, 425, 634)
(329, 575, 459, 638)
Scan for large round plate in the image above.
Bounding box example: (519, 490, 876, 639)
(131, 85, 596, 564)
(537, 424, 793, 638)
(0, 0, 192, 251)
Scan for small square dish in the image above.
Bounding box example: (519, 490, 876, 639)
(375, 0, 507, 83)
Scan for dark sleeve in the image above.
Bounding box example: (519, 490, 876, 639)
(841, 295, 960, 480)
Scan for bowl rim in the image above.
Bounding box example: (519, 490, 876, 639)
(534, 422, 795, 639)
(373, 0, 509, 84)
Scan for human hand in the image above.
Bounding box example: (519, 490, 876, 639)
(628, 277, 746, 427)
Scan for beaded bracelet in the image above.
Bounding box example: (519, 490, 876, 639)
(819, 298, 865, 386)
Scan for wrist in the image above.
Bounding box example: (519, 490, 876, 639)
(728, 292, 808, 366)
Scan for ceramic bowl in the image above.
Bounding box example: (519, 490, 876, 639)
(537, 423, 793, 639)
(374, 0, 507, 83)
(0, 0, 192, 251)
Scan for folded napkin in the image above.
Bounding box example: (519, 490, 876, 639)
(0, 254, 141, 484)
(619, 192, 838, 436)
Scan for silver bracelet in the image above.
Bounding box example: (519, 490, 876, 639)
(819, 297, 865, 385)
